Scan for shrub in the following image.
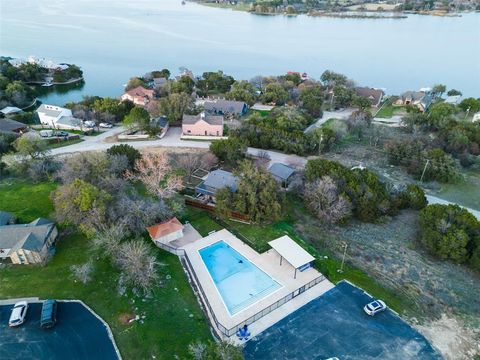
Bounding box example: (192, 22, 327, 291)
(419, 204, 480, 268)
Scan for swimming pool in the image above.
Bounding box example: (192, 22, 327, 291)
(199, 240, 281, 315)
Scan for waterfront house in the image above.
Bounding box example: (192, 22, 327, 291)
(36, 104, 83, 131)
(395, 91, 433, 112)
(182, 112, 224, 137)
(0, 118, 28, 135)
(195, 169, 238, 201)
(353, 87, 385, 107)
(0, 217, 58, 264)
(204, 99, 248, 117)
(268, 162, 295, 188)
(147, 217, 184, 245)
(0, 106, 23, 116)
(120, 86, 155, 106)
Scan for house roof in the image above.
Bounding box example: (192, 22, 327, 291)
(56, 116, 82, 127)
(0, 118, 28, 133)
(0, 218, 55, 254)
(0, 211, 15, 226)
(147, 217, 183, 240)
(204, 100, 247, 114)
(123, 86, 154, 99)
(401, 91, 425, 102)
(268, 235, 315, 269)
(353, 87, 384, 105)
(153, 77, 167, 87)
(37, 104, 65, 118)
(444, 95, 462, 105)
(182, 113, 223, 126)
(0, 106, 22, 115)
(203, 169, 238, 192)
(268, 163, 295, 181)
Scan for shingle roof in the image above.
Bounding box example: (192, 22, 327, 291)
(182, 113, 223, 126)
(204, 100, 247, 114)
(124, 86, 154, 99)
(0, 218, 55, 254)
(203, 170, 238, 191)
(0, 211, 15, 226)
(353, 87, 384, 105)
(0, 118, 27, 133)
(268, 163, 295, 181)
(147, 217, 183, 240)
(153, 77, 167, 87)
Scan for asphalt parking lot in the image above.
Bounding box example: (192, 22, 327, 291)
(244, 281, 441, 360)
(0, 301, 119, 360)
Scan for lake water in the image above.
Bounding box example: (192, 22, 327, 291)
(1, 0, 479, 105)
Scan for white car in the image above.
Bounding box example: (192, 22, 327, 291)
(99, 122, 113, 128)
(9, 301, 28, 327)
(363, 299, 386, 316)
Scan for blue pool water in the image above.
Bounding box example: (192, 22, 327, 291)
(199, 241, 281, 315)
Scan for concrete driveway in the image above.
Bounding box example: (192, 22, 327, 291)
(304, 108, 355, 133)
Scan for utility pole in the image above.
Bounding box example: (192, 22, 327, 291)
(420, 159, 430, 182)
(338, 242, 348, 273)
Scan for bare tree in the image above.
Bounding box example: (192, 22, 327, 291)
(200, 152, 218, 171)
(70, 261, 94, 284)
(178, 153, 201, 182)
(115, 240, 160, 294)
(126, 152, 183, 198)
(188, 341, 207, 360)
(92, 223, 127, 258)
(304, 176, 352, 223)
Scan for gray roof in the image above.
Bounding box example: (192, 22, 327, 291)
(0, 118, 27, 133)
(401, 91, 425, 102)
(204, 170, 238, 192)
(0, 106, 22, 115)
(152, 116, 168, 128)
(0, 211, 15, 226)
(153, 77, 167, 87)
(56, 116, 82, 127)
(204, 100, 247, 114)
(353, 87, 384, 105)
(444, 95, 462, 105)
(268, 163, 295, 180)
(0, 218, 55, 254)
(182, 113, 223, 126)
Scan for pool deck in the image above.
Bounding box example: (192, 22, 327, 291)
(181, 229, 334, 341)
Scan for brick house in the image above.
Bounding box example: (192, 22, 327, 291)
(121, 86, 155, 106)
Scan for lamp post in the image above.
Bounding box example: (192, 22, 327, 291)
(337, 242, 348, 273)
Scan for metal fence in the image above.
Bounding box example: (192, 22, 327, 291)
(183, 250, 325, 337)
(153, 241, 186, 256)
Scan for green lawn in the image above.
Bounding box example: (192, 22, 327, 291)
(0, 181, 211, 359)
(375, 104, 406, 118)
(185, 198, 416, 315)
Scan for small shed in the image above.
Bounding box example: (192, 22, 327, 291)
(268, 236, 315, 278)
(0, 106, 22, 116)
(268, 163, 295, 188)
(147, 217, 184, 244)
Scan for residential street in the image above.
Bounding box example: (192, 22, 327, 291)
(47, 126, 479, 220)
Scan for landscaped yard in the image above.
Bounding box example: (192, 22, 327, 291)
(0, 181, 212, 359)
(185, 197, 415, 316)
(46, 138, 84, 150)
(375, 104, 407, 118)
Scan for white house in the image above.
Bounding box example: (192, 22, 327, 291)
(147, 217, 184, 244)
(36, 104, 83, 131)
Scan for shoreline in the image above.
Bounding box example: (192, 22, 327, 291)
(193, 1, 471, 19)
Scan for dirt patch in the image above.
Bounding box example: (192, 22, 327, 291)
(118, 313, 135, 325)
(413, 314, 480, 360)
(292, 208, 480, 359)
